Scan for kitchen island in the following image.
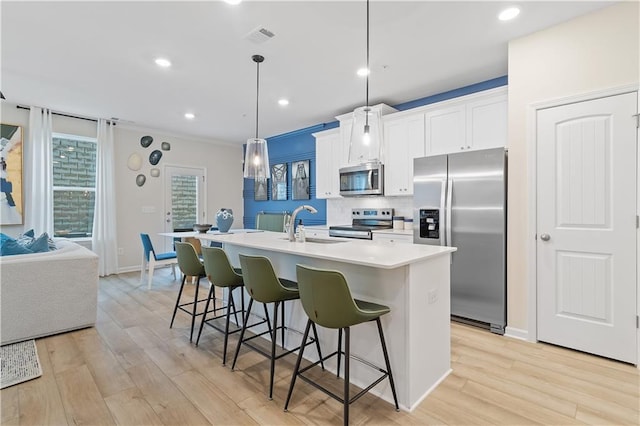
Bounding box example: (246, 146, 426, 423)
(197, 231, 456, 411)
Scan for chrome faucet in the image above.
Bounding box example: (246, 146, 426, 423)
(287, 205, 318, 241)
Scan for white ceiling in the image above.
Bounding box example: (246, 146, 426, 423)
(1, 1, 612, 144)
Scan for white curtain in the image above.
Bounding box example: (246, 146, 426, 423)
(25, 107, 54, 234)
(92, 119, 118, 276)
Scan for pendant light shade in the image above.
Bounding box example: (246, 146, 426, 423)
(348, 0, 384, 164)
(243, 54, 271, 179)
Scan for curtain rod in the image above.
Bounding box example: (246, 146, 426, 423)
(16, 105, 116, 125)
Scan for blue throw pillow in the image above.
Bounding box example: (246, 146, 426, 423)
(27, 233, 51, 253)
(0, 233, 12, 245)
(16, 229, 35, 246)
(1, 239, 34, 256)
(22, 229, 35, 238)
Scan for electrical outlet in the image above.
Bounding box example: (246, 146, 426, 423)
(118, 248, 124, 255)
(428, 289, 438, 304)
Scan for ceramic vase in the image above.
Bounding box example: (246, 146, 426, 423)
(216, 208, 234, 233)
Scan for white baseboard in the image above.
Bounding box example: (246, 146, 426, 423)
(504, 326, 530, 341)
(118, 265, 142, 274)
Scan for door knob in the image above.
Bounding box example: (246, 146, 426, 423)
(540, 233, 551, 241)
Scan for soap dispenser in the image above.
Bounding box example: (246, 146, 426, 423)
(296, 219, 305, 242)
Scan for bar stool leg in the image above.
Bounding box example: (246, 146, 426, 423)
(232, 298, 254, 371)
(195, 284, 216, 346)
(336, 328, 342, 378)
(280, 301, 286, 348)
(310, 322, 325, 370)
(268, 300, 280, 400)
(284, 319, 312, 411)
(190, 277, 201, 342)
(344, 326, 350, 426)
(170, 275, 187, 328)
(376, 318, 400, 411)
(222, 289, 238, 365)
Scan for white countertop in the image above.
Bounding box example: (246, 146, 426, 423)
(197, 230, 455, 269)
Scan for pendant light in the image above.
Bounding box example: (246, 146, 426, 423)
(349, 0, 383, 164)
(243, 54, 271, 179)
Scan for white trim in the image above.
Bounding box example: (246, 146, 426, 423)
(406, 368, 452, 412)
(526, 83, 640, 355)
(504, 326, 529, 341)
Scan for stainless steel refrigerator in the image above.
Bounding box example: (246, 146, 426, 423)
(413, 148, 507, 334)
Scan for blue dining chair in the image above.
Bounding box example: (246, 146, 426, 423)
(140, 233, 178, 289)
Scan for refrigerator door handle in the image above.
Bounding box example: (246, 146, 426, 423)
(446, 178, 453, 247)
(439, 179, 447, 246)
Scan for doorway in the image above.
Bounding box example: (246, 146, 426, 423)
(164, 166, 206, 251)
(535, 91, 638, 364)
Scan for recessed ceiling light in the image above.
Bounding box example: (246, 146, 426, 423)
(155, 57, 172, 68)
(278, 99, 289, 106)
(357, 67, 370, 77)
(224, 0, 242, 4)
(184, 112, 195, 119)
(498, 7, 520, 21)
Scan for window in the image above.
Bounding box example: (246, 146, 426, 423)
(52, 133, 97, 238)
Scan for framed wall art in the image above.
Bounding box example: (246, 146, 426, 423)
(292, 159, 310, 200)
(254, 177, 268, 201)
(0, 124, 23, 225)
(271, 163, 287, 200)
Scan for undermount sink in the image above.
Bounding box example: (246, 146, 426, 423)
(279, 237, 347, 244)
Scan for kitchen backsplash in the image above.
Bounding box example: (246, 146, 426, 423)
(326, 196, 414, 227)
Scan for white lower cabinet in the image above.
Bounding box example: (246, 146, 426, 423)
(384, 113, 425, 196)
(313, 128, 342, 199)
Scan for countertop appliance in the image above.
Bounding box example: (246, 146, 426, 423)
(413, 148, 507, 334)
(339, 162, 384, 196)
(329, 208, 394, 240)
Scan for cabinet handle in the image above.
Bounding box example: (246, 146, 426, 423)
(460, 146, 465, 150)
(467, 145, 471, 149)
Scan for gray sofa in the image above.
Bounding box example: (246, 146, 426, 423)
(0, 239, 99, 345)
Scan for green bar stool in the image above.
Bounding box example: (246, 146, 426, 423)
(284, 264, 400, 425)
(170, 242, 208, 342)
(197, 246, 261, 365)
(231, 254, 324, 400)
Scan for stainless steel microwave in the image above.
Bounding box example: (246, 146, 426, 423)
(339, 162, 384, 196)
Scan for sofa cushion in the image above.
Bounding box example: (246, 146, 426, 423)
(0, 231, 53, 256)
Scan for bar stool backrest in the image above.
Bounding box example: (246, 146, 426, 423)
(296, 264, 362, 329)
(175, 242, 205, 277)
(238, 254, 291, 303)
(201, 246, 242, 288)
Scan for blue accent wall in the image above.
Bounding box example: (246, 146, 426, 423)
(243, 75, 507, 227)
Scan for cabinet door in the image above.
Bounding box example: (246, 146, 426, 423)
(384, 114, 425, 195)
(425, 105, 466, 156)
(466, 94, 507, 151)
(314, 130, 341, 199)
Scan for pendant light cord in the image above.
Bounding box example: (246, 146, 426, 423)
(255, 59, 260, 139)
(366, 0, 370, 109)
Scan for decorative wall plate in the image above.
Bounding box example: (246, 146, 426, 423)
(127, 153, 142, 171)
(140, 135, 153, 148)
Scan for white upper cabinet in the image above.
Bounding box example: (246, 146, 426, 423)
(425, 105, 466, 156)
(314, 128, 343, 199)
(424, 87, 508, 156)
(466, 92, 508, 151)
(384, 113, 425, 195)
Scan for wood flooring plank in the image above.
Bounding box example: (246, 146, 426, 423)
(172, 369, 259, 425)
(14, 340, 68, 426)
(104, 387, 164, 426)
(43, 333, 85, 375)
(0, 385, 20, 425)
(72, 328, 135, 398)
(55, 364, 116, 425)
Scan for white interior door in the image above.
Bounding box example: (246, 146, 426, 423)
(164, 166, 206, 250)
(536, 92, 638, 364)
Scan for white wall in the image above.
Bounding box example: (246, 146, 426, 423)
(507, 2, 640, 333)
(0, 103, 244, 273)
(114, 124, 243, 272)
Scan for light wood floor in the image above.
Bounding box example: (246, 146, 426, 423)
(2, 270, 639, 425)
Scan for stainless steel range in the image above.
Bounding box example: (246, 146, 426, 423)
(329, 208, 394, 240)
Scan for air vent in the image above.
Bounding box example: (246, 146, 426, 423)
(244, 26, 275, 43)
